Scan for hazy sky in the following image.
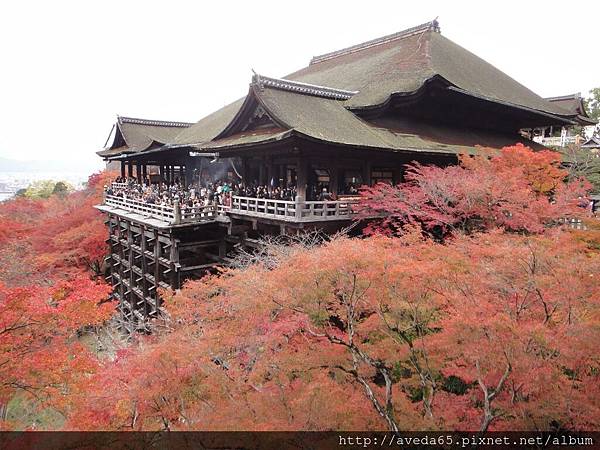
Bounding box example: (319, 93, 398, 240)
(0, 0, 598, 172)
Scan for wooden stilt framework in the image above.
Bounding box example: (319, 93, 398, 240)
(104, 213, 226, 332)
(106, 214, 177, 331)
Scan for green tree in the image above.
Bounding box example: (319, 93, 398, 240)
(23, 180, 73, 199)
(583, 88, 600, 136)
(562, 144, 600, 193)
(52, 181, 72, 197)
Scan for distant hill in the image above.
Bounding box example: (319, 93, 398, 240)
(0, 157, 102, 174)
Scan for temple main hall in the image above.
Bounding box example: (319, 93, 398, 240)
(96, 20, 595, 327)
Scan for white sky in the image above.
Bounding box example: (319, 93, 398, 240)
(0, 0, 598, 172)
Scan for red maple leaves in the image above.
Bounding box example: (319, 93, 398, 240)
(355, 144, 591, 236)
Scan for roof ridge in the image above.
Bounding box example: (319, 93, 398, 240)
(118, 116, 193, 128)
(309, 19, 440, 65)
(545, 93, 582, 102)
(252, 73, 358, 100)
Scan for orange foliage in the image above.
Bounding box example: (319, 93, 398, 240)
(0, 171, 115, 284)
(2, 163, 599, 433)
(67, 229, 600, 432)
(0, 171, 116, 429)
(356, 144, 591, 236)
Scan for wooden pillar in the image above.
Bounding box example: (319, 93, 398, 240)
(258, 162, 265, 186)
(127, 221, 136, 317)
(296, 156, 308, 201)
(240, 158, 248, 183)
(107, 216, 115, 293)
(295, 155, 308, 221)
(140, 225, 149, 318)
(120, 161, 126, 179)
(169, 236, 179, 289)
(127, 161, 133, 178)
(362, 160, 372, 187)
(266, 158, 273, 189)
(115, 216, 127, 325)
(136, 163, 142, 183)
(218, 239, 226, 259)
(153, 229, 160, 306)
(142, 164, 147, 183)
(170, 166, 175, 186)
(279, 164, 285, 187)
(329, 163, 339, 196)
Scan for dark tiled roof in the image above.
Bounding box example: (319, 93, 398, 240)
(173, 99, 245, 146)
(195, 84, 544, 156)
(200, 127, 292, 150)
(111, 21, 586, 158)
(544, 94, 597, 125)
(582, 136, 600, 148)
(253, 74, 358, 100)
(310, 21, 440, 65)
(118, 116, 193, 128)
(287, 25, 572, 117)
(171, 21, 584, 149)
(96, 145, 132, 157)
(99, 116, 193, 158)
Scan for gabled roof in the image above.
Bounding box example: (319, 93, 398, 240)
(171, 20, 584, 150)
(195, 81, 546, 156)
(544, 93, 597, 126)
(582, 135, 600, 149)
(286, 21, 576, 121)
(97, 116, 193, 158)
(104, 21, 586, 160)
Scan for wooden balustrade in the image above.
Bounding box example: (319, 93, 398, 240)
(104, 195, 216, 224)
(105, 184, 358, 224)
(229, 196, 357, 222)
(229, 196, 297, 219)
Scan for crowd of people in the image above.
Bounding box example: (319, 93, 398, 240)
(105, 177, 302, 211)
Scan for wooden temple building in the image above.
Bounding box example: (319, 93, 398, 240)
(96, 20, 595, 327)
(530, 93, 597, 147)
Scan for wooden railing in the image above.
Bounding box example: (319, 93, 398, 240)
(104, 195, 216, 224)
(532, 136, 579, 148)
(105, 195, 177, 222)
(228, 196, 358, 222)
(111, 182, 129, 190)
(558, 217, 587, 230)
(179, 204, 219, 223)
(105, 186, 358, 224)
(229, 196, 297, 219)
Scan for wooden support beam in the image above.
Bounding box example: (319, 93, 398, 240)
(295, 155, 308, 202)
(115, 216, 127, 316)
(180, 263, 218, 272)
(218, 238, 226, 259)
(169, 235, 179, 289)
(153, 229, 160, 302)
(140, 224, 149, 318)
(127, 221, 136, 315)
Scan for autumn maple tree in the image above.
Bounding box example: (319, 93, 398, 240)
(1, 148, 599, 433)
(0, 171, 115, 428)
(355, 144, 591, 236)
(62, 229, 600, 432)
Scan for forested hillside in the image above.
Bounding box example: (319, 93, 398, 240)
(1, 147, 599, 431)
